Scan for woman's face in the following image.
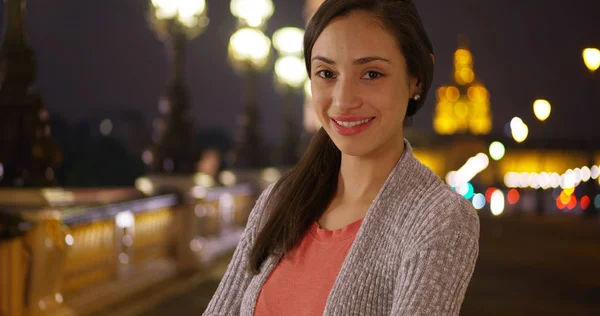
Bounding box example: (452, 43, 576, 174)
(310, 10, 419, 158)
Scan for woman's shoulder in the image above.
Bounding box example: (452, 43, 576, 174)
(391, 165, 480, 244)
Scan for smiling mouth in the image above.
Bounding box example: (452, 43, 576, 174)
(332, 117, 375, 128)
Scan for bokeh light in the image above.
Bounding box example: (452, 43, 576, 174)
(490, 190, 505, 216)
(489, 141, 505, 161)
(472, 193, 486, 210)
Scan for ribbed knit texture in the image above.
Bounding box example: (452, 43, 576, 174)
(203, 139, 480, 316)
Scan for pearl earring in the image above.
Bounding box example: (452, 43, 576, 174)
(413, 94, 421, 101)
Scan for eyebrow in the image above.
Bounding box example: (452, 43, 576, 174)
(311, 56, 391, 65)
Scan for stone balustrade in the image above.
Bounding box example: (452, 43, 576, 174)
(0, 177, 265, 316)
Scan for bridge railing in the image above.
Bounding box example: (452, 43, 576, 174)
(0, 180, 262, 316)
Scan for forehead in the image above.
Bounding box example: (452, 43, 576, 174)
(312, 10, 401, 62)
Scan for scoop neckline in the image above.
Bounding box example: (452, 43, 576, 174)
(309, 217, 365, 242)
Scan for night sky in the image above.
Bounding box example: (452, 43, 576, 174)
(9, 0, 600, 145)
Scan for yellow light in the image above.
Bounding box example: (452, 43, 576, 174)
(437, 87, 447, 100)
(230, 0, 274, 28)
(533, 99, 551, 121)
(453, 102, 468, 119)
(459, 68, 474, 84)
(273, 27, 304, 55)
(510, 117, 528, 143)
(455, 49, 472, 65)
(275, 56, 307, 88)
(582, 48, 600, 72)
(564, 187, 575, 195)
(468, 85, 488, 102)
(261, 167, 281, 183)
(229, 27, 271, 69)
(445, 86, 460, 101)
(218, 170, 237, 186)
(152, 0, 207, 24)
(489, 141, 505, 161)
(434, 116, 456, 135)
(437, 101, 453, 114)
(470, 117, 491, 135)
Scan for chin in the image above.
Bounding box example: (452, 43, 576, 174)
(330, 136, 378, 157)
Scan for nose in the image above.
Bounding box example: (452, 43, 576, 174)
(332, 76, 361, 111)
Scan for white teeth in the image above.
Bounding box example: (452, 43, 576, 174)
(334, 118, 373, 128)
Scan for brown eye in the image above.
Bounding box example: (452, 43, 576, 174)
(316, 70, 335, 79)
(363, 71, 382, 79)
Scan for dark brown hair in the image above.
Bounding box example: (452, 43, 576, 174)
(249, 0, 434, 274)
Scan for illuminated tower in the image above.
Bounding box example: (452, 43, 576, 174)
(434, 36, 492, 135)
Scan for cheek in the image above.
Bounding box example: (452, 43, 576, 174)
(311, 84, 332, 113)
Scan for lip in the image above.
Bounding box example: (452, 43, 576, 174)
(330, 115, 374, 122)
(330, 116, 375, 136)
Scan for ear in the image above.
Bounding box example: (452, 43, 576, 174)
(430, 53, 435, 64)
(410, 76, 423, 96)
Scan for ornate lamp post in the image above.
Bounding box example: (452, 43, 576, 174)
(0, 0, 61, 187)
(148, 0, 208, 173)
(228, 0, 274, 169)
(272, 27, 306, 166)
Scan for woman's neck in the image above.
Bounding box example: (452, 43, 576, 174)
(336, 136, 405, 203)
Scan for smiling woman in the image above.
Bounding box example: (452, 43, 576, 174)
(203, 1, 479, 315)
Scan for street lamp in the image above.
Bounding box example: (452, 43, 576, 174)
(228, 0, 274, 169)
(148, 0, 209, 173)
(228, 27, 272, 169)
(272, 27, 306, 166)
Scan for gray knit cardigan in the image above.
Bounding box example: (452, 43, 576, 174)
(203, 139, 480, 315)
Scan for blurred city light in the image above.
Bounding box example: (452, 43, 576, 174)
(485, 187, 497, 203)
(99, 119, 113, 136)
(218, 170, 237, 186)
(116, 211, 135, 228)
(275, 56, 307, 88)
(591, 165, 599, 179)
(580, 196, 590, 210)
(488, 141, 505, 161)
(261, 167, 281, 182)
(194, 173, 215, 187)
(272, 27, 304, 55)
(230, 0, 274, 28)
(594, 194, 600, 209)
(472, 193, 486, 210)
(445, 153, 489, 187)
(490, 189, 505, 216)
(507, 189, 520, 205)
(510, 117, 528, 143)
(580, 166, 591, 182)
(459, 182, 475, 199)
(135, 177, 155, 195)
(582, 48, 600, 73)
(151, 0, 207, 28)
(229, 28, 271, 69)
(533, 99, 551, 122)
(434, 41, 491, 135)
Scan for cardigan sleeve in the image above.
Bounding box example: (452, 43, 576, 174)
(390, 221, 479, 315)
(202, 185, 273, 316)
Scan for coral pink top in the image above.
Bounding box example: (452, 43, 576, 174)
(254, 217, 364, 316)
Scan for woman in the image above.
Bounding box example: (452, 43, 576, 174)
(204, 0, 479, 315)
